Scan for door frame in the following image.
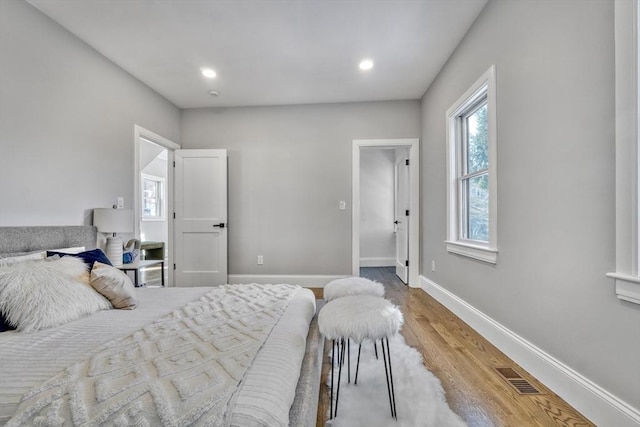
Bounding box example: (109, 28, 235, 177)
(352, 138, 420, 287)
(134, 124, 180, 287)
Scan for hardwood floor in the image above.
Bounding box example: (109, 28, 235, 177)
(313, 267, 594, 427)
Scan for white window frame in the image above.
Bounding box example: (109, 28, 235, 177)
(446, 65, 498, 264)
(607, 0, 640, 304)
(141, 173, 166, 221)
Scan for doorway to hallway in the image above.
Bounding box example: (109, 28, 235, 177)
(352, 138, 419, 286)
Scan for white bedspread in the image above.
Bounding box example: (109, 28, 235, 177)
(0, 285, 316, 426)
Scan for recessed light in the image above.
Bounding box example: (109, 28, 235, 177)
(209, 90, 220, 97)
(359, 59, 374, 71)
(201, 68, 217, 78)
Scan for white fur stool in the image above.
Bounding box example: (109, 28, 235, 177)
(323, 276, 385, 302)
(318, 295, 403, 420)
(323, 277, 386, 363)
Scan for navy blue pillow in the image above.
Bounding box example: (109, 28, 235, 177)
(47, 248, 112, 269)
(0, 311, 15, 332)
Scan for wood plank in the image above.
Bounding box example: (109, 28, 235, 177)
(311, 268, 595, 426)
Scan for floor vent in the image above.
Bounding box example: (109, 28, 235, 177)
(495, 367, 543, 395)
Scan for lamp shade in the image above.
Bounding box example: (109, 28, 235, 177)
(93, 208, 133, 234)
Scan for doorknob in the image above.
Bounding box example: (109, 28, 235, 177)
(213, 223, 226, 228)
(394, 220, 400, 224)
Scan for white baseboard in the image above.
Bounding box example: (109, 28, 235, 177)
(228, 274, 347, 288)
(419, 275, 640, 427)
(359, 257, 395, 267)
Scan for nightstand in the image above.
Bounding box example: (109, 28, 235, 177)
(118, 259, 165, 287)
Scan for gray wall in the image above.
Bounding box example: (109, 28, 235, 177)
(421, 0, 639, 409)
(0, 0, 180, 226)
(181, 101, 420, 276)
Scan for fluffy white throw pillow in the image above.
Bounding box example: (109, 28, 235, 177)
(90, 262, 137, 309)
(0, 256, 111, 332)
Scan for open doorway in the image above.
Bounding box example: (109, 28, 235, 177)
(352, 139, 419, 286)
(139, 140, 167, 287)
(359, 148, 410, 282)
(134, 125, 180, 287)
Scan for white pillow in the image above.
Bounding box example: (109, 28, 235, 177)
(90, 262, 137, 309)
(0, 251, 46, 266)
(49, 246, 86, 254)
(0, 257, 112, 332)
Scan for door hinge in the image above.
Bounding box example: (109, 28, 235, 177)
(405, 159, 409, 166)
(405, 209, 409, 216)
(173, 263, 176, 270)
(173, 212, 176, 219)
(173, 161, 176, 167)
(405, 260, 409, 267)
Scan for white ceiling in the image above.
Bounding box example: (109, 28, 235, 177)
(27, 0, 487, 109)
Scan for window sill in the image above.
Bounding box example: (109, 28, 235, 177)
(446, 240, 498, 264)
(141, 217, 166, 222)
(606, 273, 640, 305)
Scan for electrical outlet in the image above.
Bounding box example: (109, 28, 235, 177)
(257, 255, 264, 265)
(339, 201, 346, 210)
(117, 197, 124, 209)
(431, 260, 436, 272)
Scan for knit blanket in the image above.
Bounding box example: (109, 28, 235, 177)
(7, 283, 299, 427)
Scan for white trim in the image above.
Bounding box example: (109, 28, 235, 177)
(445, 65, 498, 263)
(609, 0, 640, 304)
(134, 125, 181, 151)
(606, 272, 640, 304)
(228, 274, 348, 287)
(445, 240, 498, 264)
(133, 124, 180, 287)
(352, 138, 420, 287)
(359, 257, 395, 267)
(419, 275, 640, 427)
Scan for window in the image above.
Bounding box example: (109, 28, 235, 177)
(461, 101, 489, 242)
(446, 65, 498, 263)
(142, 174, 165, 219)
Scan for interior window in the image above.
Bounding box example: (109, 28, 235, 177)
(142, 174, 165, 218)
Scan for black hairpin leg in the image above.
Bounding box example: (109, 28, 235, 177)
(330, 339, 335, 419)
(374, 340, 379, 359)
(347, 338, 351, 383)
(355, 343, 362, 385)
(381, 337, 398, 419)
(386, 337, 398, 419)
(334, 338, 346, 418)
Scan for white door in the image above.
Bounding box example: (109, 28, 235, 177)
(394, 157, 409, 283)
(174, 149, 227, 286)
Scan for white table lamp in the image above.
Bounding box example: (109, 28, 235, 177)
(93, 208, 133, 267)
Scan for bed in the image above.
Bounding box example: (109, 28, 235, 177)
(0, 226, 323, 426)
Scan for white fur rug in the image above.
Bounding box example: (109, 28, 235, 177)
(326, 335, 467, 427)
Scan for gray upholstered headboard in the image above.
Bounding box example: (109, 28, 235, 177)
(0, 226, 98, 255)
